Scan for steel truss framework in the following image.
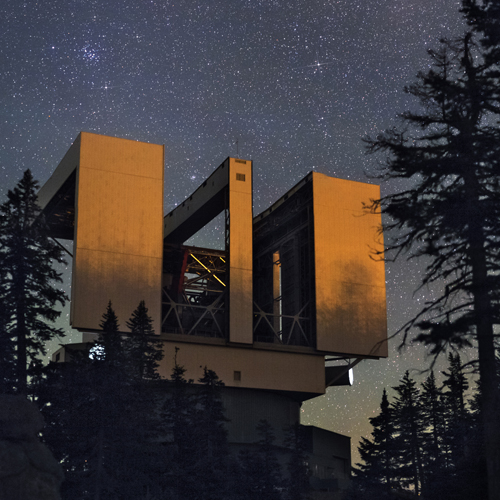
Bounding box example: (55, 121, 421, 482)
(162, 245, 227, 337)
(162, 181, 317, 348)
(253, 180, 315, 347)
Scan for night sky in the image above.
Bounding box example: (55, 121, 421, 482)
(1, 0, 475, 463)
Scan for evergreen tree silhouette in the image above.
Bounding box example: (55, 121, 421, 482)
(238, 420, 283, 500)
(364, 2, 500, 494)
(0, 169, 66, 394)
(284, 423, 311, 500)
(419, 371, 447, 493)
(392, 372, 425, 494)
(125, 300, 163, 381)
(355, 388, 396, 497)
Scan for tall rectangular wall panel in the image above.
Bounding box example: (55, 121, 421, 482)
(228, 158, 253, 344)
(71, 132, 164, 332)
(312, 173, 387, 357)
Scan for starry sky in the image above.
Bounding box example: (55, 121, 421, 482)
(1, 0, 476, 464)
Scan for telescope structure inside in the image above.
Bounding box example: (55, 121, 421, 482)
(40, 132, 387, 494)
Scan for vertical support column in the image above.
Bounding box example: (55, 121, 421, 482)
(272, 251, 282, 338)
(228, 158, 253, 344)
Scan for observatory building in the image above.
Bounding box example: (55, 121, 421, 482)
(40, 132, 387, 496)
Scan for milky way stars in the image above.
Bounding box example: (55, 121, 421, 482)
(1, 0, 470, 462)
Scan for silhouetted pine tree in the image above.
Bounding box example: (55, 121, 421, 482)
(93, 300, 123, 366)
(355, 389, 396, 496)
(462, 0, 500, 66)
(441, 352, 470, 468)
(192, 367, 231, 500)
(159, 351, 234, 500)
(443, 353, 469, 419)
(0, 306, 15, 393)
(0, 169, 66, 394)
(40, 303, 161, 500)
(392, 372, 425, 495)
(76, 303, 144, 500)
(284, 423, 311, 500)
(238, 420, 283, 500)
(441, 356, 500, 500)
(419, 371, 447, 494)
(125, 300, 164, 381)
(159, 348, 198, 499)
(364, 2, 500, 496)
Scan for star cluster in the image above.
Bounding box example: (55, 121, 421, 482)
(1, 0, 469, 463)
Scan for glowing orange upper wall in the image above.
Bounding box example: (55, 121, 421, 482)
(40, 132, 386, 362)
(312, 173, 387, 357)
(40, 132, 165, 332)
(227, 158, 253, 344)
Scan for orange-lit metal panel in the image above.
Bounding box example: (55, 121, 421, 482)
(157, 340, 326, 396)
(39, 133, 165, 332)
(228, 158, 253, 344)
(312, 173, 387, 357)
(67, 132, 165, 332)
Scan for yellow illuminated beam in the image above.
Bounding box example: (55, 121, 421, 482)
(190, 254, 226, 287)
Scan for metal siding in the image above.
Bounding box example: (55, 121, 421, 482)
(228, 158, 253, 344)
(71, 132, 164, 332)
(157, 341, 326, 395)
(312, 173, 387, 357)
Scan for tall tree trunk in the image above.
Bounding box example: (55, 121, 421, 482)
(461, 45, 500, 494)
(16, 257, 27, 396)
(16, 306, 27, 395)
(465, 170, 500, 500)
(472, 262, 500, 500)
(95, 421, 104, 500)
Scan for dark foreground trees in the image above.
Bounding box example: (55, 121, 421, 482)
(237, 420, 284, 500)
(0, 170, 67, 395)
(356, 389, 396, 496)
(355, 359, 487, 499)
(40, 301, 163, 499)
(364, 2, 500, 497)
(40, 303, 310, 500)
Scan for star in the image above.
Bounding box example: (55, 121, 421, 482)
(0, 0, 468, 465)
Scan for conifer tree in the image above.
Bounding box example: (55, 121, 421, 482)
(125, 300, 164, 380)
(356, 389, 396, 496)
(0, 169, 66, 394)
(392, 372, 425, 495)
(160, 356, 234, 500)
(239, 420, 283, 500)
(462, 0, 500, 66)
(193, 367, 231, 500)
(284, 423, 311, 500)
(160, 348, 198, 498)
(441, 352, 470, 467)
(442, 352, 469, 419)
(41, 355, 103, 498)
(364, 2, 500, 495)
(93, 300, 122, 366)
(41, 303, 161, 500)
(0, 309, 15, 393)
(419, 371, 447, 491)
(76, 303, 133, 500)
